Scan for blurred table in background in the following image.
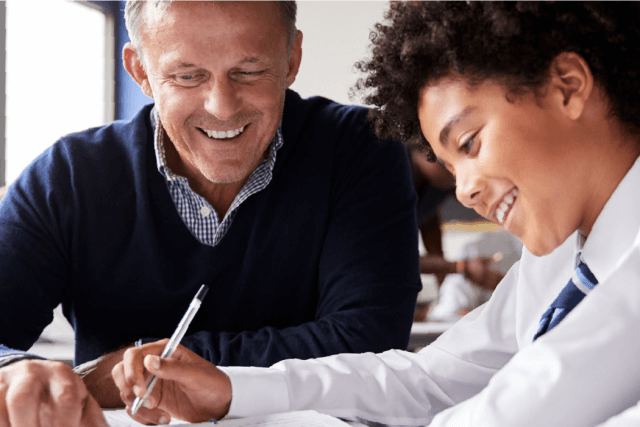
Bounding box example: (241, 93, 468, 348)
(28, 305, 75, 366)
(408, 321, 456, 352)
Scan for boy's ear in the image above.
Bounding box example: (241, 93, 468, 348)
(548, 52, 593, 120)
(123, 42, 154, 99)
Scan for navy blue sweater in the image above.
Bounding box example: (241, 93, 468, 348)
(0, 90, 421, 367)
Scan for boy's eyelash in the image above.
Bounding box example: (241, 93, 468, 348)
(462, 133, 478, 153)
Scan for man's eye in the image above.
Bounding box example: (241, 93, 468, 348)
(236, 70, 265, 78)
(179, 75, 194, 80)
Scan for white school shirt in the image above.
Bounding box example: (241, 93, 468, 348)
(220, 155, 640, 427)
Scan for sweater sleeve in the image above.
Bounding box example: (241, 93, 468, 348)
(0, 145, 72, 359)
(173, 108, 422, 367)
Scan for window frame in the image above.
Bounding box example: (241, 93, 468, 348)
(0, 2, 6, 191)
(83, 1, 117, 125)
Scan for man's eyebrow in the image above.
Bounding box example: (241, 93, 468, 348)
(439, 106, 476, 146)
(239, 57, 268, 65)
(167, 58, 268, 71)
(169, 62, 200, 70)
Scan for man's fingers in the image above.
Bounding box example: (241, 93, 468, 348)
(80, 395, 110, 427)
(45, 371, 86, 427)
(0, 359, 111, 427)
(5, 376, 41, 427)
(0, 383, 10, 427)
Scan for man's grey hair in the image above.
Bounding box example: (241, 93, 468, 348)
(125, 1, 297, 68)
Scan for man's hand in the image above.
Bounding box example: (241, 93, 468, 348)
(74, 346, 132, 408)
(112, 340, 232, 425)
(0, 359, 108, 427)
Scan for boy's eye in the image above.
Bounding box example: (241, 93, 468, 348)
(461, 133, 478, 153)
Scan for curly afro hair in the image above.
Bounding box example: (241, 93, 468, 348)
(355, 1, 640, 161)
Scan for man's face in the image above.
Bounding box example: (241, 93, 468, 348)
(134, 1, 301, 185)
(418, 77, 590, 256)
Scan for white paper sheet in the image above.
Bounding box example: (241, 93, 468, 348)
(103, 409, 352, 427)
(103, 409, 184, 426)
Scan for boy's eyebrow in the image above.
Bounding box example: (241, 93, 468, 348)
(439, 106, 476, 146)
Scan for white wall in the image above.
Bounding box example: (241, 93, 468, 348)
(290, 1, 390, 106)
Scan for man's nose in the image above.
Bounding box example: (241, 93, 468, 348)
(204, 77, 242, 121)
(455, 167, 484, 210)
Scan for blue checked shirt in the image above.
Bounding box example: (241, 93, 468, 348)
(151, 108, 283, 247)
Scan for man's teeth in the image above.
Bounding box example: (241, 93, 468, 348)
(496, 188, 518, 224)
(202, 126, 246, 139)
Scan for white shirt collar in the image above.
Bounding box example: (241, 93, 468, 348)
(580, 155, 640, 283)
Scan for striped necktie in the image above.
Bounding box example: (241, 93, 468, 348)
(533, 255, 598, 341)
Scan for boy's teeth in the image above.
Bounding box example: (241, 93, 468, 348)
(496, 188, 518, 224)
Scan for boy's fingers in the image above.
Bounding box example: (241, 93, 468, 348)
(142, 355, 189, 382)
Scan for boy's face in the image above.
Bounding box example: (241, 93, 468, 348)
(417, 77, 589, 256)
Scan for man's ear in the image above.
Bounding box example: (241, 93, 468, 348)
(548, 52, 594, 121)
(123, 42, 154, 99)
(285, 30, 303, 88)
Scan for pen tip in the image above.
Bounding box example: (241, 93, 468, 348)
(196, 284, 209, 301)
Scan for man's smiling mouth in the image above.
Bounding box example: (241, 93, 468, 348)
(198, 125, 247, 140)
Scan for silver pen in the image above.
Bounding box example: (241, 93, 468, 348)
(131, 284, 209, 415)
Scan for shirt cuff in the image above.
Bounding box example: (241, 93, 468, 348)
(0, 353, 44, 369)
(219, 366, 290, 418)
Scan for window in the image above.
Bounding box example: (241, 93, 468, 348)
(4, 0, 114, 186)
